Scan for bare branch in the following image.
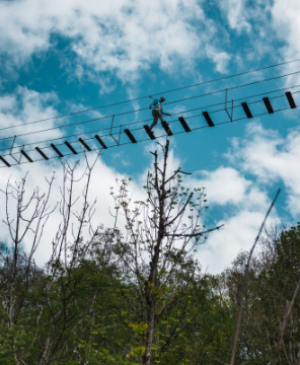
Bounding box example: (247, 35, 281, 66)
(230, 188, 281, 365)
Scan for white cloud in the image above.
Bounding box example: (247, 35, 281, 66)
(192, 121, 300, 274)
(271, 0, 300, 59)
(219, 0, 252, 33)
(206, 45, 231, 74)
(193, 167, 251, 205)
(269, 0, 300, 88)
(0, 143, 187, 269)
(0, 123, 286, 275)
(2, 109, 300, 275)
(3, 0, 300, 277)
(200, 210, 278, 274)
(0, 0, 229, 82)
(229, 121, 300, 216)
(0, 87, 62, 155)
(217, 0, 286, 67)
(0, 153, 146, 266)
(190, 161, 277, 274)
(195, 120, 300, 273)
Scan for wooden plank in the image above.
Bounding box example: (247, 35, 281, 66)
(161, 121, 173, 136)
(202, 111, 214, 127)
(78, 138, 92, 151)
(65, 141, 77, 155)
(95, 135, 108, 149)
(286, 91, 297, 109)
(0, 155, 11, 167)
(241, 102, 253, 118)
(143, 125, 156, 140)
(124, 129, 137, 143)
(263, 97, 274, 114)
(51, 144, 64, 157)
(35, 147, 49, 160)
(178, 117, 191, 132)
(21, 150, 33, 162)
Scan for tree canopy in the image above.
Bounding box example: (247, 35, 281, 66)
(0, 142, 299, 365)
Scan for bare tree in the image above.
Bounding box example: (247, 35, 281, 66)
(37, 156, 102, 365)
(229, 189, 280, 365)
(111, 140, 223, 365)
(0, 154, 107, 365)
(1, 172, 56, 328)
(0, 172, 56, 364)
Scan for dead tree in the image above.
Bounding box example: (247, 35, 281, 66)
(1, 173, 56, 330)
(0, 172, 56, 364)
(111, 140, 223, 365)
(38, 156, 100, 365)
(0, 155, 103, 365)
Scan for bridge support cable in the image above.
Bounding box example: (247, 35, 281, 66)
(2, 86, 300, 157)
(2, 58, 300, 136)
(1, 89, 300, 169)
(109, 116, 122, 145)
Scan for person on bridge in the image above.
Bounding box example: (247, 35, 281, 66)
(149, 97, 171, 131)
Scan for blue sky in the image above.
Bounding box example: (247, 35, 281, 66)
(1, 0, 300, 273)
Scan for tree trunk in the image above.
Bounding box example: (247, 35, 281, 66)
(143, 293, 155, 365)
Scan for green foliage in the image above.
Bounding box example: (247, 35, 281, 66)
(2, 143, 300, 364)
(3, 223, 300, 364)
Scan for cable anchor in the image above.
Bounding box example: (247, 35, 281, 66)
(109, 114, 122, 145)
(9, 136, 23, 164)
(225, 88, 234, 122)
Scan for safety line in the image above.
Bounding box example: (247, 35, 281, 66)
(1, 69, 300, 144)
(1, 83, 299, 155)
(1, 90, 298, 157)
(1, 93, 297, 168)
(0, 104, 293, 169)
(1, 57, 300, 132)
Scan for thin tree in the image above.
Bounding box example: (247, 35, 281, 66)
(111, 140, 223, 365)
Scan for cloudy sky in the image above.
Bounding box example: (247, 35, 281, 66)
(1, 0, 300, 273)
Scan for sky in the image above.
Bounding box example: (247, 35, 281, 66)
(1, 0, 300, 274)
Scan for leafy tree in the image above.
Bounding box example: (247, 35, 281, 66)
(225, 223, 300, 365)
(5, 140, 292, 365)
(108, 140, 221, 365)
